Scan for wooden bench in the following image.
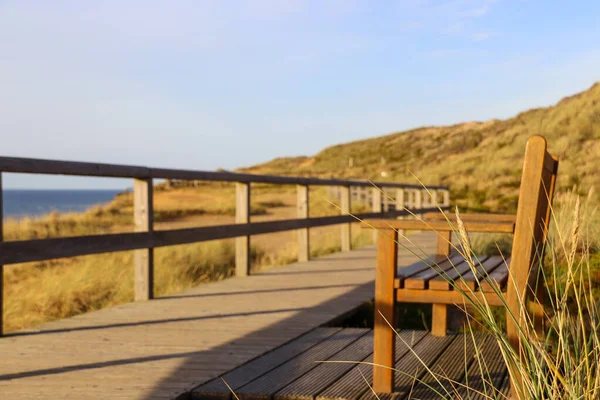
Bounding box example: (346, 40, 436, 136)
(365, 135, 559, 397)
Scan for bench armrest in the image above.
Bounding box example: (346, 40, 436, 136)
(364, 219, 515, 233)
(423, 212, 516, 223)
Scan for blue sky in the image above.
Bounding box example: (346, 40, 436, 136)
(1, 0, 599, 188)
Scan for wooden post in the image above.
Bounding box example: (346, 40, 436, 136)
(134, 178, 154, 301)
(432, 229, 452, 336)
(0, 173, 3, 336)
(340, 186, 351, 252)
(415, 189, 423, 219)
(236, 183, 251, 276)
(297, 185, 309, 262)
(373, 228, 398, 393)
(395, 188, 405, 237)
(443, 189, 450, 208)
(395, 188, 405, 215)
(372, 187, 382, 243)
(383, 190, 389, 212)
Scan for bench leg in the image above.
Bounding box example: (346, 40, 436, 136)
(373, 228, 398, 393)
(431, 304, 448, 336)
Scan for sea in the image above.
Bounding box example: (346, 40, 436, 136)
(3, 190, 123, 219)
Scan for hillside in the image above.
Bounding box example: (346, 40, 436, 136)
(241, 82, 600, 212)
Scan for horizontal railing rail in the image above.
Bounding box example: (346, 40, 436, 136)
(0, 156, 447, 189)
(0, 155, 450, 336)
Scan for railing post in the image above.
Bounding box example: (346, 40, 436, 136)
(134, 177, 154, 301)
(297, 185, 309, 262)
(0, 172, 4, 336)
(236, 182, 251, 276)
(340, 186, 351, 252)
(373, 227, 398, 393)
(372, 186, 383, 244)
(443, 189, 450, 208)
(415, 189, 423, 219)
(395, 188, 405, 237)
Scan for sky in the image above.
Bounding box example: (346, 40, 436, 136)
(1, 0, 600, 189)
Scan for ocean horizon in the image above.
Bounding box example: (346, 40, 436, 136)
(2, 189, 123, 219)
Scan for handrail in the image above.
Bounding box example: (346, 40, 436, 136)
(0, 156, 447, 189)
(0, 155, 451, 336)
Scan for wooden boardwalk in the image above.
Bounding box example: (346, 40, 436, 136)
(0, 233, 437, 400)
(192, 328, 509, 400)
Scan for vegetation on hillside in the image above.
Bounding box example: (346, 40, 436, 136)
(240, 82, 600, 213)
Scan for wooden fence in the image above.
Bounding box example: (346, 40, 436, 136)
(0, 156, 450, 335)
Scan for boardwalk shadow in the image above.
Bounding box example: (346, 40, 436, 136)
(148, 281, 375, 399)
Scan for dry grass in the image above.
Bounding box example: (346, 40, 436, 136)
(2, 184, 374, 333)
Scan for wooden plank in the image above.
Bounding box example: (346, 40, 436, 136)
(317, 330, 428, 400)
(397, 289, 504, 307)
(403, 255, 465, 290)
(456, 334, 508, 400)
(134, 178, 154, 301)
(274, 331, 375, 400)
(297, 185, 310, 262)
(364, 219, 515, 233)
(362, 334, 456, 400)
(455, 256, 505, 291)
(236, 183, 251, 277)
(373, 228, 398, 393)
(394, 256, 444, 289)
(480, 259, 510, 293)
(423, 213, 516, 223)
(407, 332, 484, 399)
(235, 329, 369, 400)
(428, 257, 490, 291)
(341, 186, 351, 252)
(0, 210, 422, 265)
(191, 328, 341, 400)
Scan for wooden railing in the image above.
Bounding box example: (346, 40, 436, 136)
(0, 156, 450, 335)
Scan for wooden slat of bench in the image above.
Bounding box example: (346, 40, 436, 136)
(236, 328, 369, 400)
(455, 256, 505, 291)
(406, 332, 485, 399)
(396, 289, 505, 307)
(429, 257, 489, 291)
(190, 328, 342, 400)
(403, 255, 465, 290)
(456, 334, 508, 400)
(274, 332, 375, 400)
(317, 331, 428, 400)
(360, 334, 456, 400)
(480, 259, 510, 292)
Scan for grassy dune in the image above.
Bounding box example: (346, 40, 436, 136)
(241, 82, 600, 212)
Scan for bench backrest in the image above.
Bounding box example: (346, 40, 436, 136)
(509, 135, 558, 299)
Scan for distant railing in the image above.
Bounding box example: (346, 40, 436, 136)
(0, 156, 450, 335)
